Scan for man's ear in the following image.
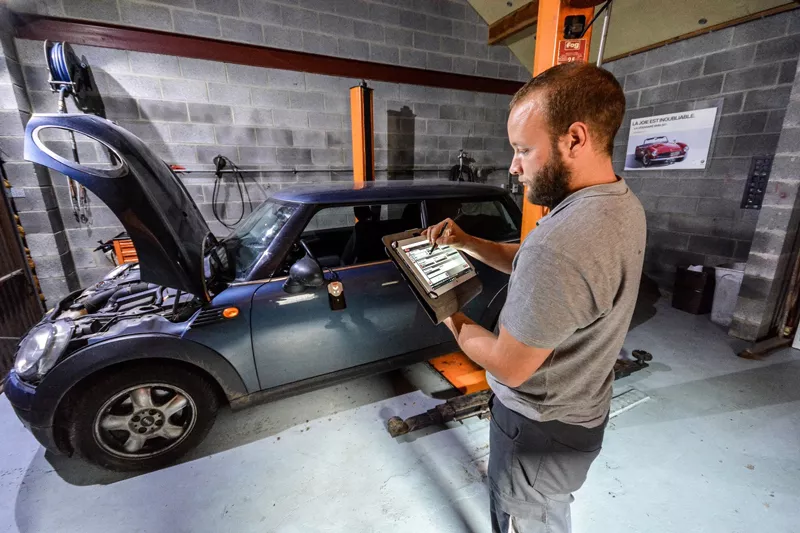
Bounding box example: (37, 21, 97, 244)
(566, 122, 590, 157)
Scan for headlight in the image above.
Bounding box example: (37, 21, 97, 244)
(14, 321, 72, 381)
(683, 146, 689, 152)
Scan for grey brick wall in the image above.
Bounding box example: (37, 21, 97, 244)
(729, 55, 800, 340)
(605, 10, 800, 291)
(13, 36, 516, 291)
(0, 7, 79, 304)
(11, 0, 530, 82)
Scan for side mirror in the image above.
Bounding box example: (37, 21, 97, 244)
(283, 242, 324, 294)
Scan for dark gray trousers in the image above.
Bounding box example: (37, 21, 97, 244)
(488, 396, 606, 533)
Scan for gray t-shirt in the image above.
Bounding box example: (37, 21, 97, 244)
(488, 178, 646, 428)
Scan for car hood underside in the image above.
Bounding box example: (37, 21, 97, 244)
(24, 114, 211, 299)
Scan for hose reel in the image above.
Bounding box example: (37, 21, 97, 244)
(44, 41, 93, 223)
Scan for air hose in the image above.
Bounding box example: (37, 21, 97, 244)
(212, 154, 253, 229)
(44, 41, 90, 224)
(48, 42, 73, 84)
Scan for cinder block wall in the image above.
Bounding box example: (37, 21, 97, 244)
(0, 9, 80, 302)
(13, 0, 529, 81)
(605, 10, 800, 290)
(6, 0, 527, 300)
(730, 57, 800, 340)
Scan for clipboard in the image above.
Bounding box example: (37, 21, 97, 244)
(383, 229, 482, 325)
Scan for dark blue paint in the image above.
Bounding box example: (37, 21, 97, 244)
(251, 261, 450, 389)
(12, 112, 522, 455)
(183, 283, 262, 393)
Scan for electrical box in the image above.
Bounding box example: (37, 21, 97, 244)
(741, 156, 773, 210)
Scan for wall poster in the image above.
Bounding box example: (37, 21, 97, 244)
(624, 107, 719, 170)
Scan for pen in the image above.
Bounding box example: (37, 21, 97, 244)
(429, 221, 448, 255)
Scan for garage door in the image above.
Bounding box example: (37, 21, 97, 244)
(0, 189, 43, 381)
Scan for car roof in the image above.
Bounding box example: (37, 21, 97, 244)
(272, 179, 509, 205)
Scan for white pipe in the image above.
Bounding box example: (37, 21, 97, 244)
(596, 1, 613, 67)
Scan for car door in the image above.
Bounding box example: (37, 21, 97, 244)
(250, 202, 449, 390)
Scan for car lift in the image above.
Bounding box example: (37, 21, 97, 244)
(388, 350, 652, 437)
(345, 0, 641, 437)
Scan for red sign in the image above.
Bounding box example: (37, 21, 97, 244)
(557, 39, 589, 64)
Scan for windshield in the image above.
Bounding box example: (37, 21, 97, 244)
(224, 200, 298, 278)
(647, 136, 668, 143)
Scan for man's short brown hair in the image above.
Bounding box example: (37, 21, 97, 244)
(509, 62, 625, 156)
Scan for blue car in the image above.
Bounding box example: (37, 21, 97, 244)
(5, 114, 521, 471)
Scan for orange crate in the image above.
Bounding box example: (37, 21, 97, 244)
(112, 238, 138, 264)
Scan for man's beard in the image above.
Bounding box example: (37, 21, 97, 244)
(526, 146, 571, 209)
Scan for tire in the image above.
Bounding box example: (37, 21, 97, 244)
(642, 154, 651, 167)
(68, 363, 219, 471)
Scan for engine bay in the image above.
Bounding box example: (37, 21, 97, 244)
(53, 263, 203, 347)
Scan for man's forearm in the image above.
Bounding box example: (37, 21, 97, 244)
(444, 313, 553, 388)
(445, 313, 505, 381)
(462, 237, 519, 275)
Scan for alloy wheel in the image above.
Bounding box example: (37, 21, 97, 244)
(92, 383, 197, 459)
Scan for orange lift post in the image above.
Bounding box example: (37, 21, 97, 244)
(350, 80, 374, 186)
(429, 0, 598, 393)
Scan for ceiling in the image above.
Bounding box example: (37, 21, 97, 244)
(468, 0, 795, 73)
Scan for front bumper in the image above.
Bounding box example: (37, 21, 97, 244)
(4, 371, 65, 454)
(649, 153, 684, 162)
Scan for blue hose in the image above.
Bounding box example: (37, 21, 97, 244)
(48, 42, 72, 84)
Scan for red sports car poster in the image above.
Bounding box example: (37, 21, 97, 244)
(624, 107, 719, 170)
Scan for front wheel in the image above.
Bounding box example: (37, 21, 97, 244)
(642, 154, 651, 167)
(68, 363, 219, 471)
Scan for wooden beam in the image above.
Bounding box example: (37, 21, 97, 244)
(604, 3, 800, 63)
(12, 13, 524, 95)
(488, 1, 540, 45)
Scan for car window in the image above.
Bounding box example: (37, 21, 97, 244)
(426, 198, 519, 242)
(297, 202, 422, 268)
(224, 200, 298, 278)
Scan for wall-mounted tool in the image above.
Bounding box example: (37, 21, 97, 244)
(45, 40, 95, 224)
(741, 155, 773, 210)
(448, 149, 476, 182)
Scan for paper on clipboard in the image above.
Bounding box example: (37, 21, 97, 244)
(382, 229, 482, 325)
(395, 235, 477, 298)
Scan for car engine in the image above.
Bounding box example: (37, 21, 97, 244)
(54, 263, 202, 345)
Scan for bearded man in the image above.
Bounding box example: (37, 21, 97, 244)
(423, 62, 646, 533)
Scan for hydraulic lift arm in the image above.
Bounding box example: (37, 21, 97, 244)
(387, 350, 652, 437)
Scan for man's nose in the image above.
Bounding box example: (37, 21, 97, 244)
(509, 156, 522, 176)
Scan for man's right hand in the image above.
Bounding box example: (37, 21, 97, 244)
(422, 218, 472, 251)
(424, 218, 519, 275)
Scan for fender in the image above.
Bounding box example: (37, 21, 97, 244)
(26, 334, 249, 428)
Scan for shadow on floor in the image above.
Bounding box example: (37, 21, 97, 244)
(36, 369, 420, 487)
(630, 274, 660, 331)
(613, 359, 800, 429)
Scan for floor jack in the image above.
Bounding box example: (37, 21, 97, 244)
(387, 350, 653, 437)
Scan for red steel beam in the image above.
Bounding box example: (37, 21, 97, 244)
(12, 13, 524, 95)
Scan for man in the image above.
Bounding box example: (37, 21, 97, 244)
(424, 62, 646, 532)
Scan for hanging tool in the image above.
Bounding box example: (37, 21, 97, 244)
(210, 155, 253, 229)
(449, 149, 475, 182)
(45, 40, 93, 224)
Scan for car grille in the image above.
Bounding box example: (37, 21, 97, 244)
(670, 150, 680, 156)
(190, 308, 225, 328)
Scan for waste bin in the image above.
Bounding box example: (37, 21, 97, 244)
(672, 266, 715, 314)
(711, 263, 746, 327)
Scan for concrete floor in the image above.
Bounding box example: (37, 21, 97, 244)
(2, 297, 800, 533)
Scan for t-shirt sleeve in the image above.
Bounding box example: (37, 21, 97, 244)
(500, 244, 600, 349)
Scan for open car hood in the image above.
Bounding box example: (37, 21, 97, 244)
(24, 114, 212, 300)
